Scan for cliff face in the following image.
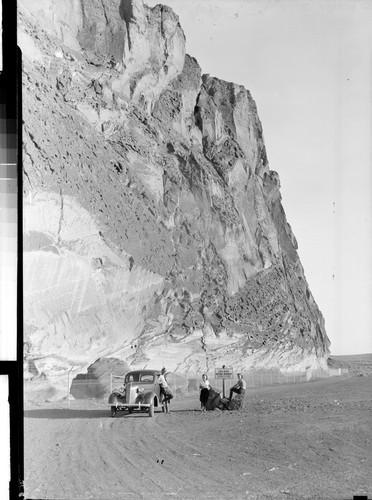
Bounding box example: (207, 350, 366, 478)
(20, 0, 329, 394)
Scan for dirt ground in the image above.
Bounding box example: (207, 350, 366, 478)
(24, 373, 372, 500)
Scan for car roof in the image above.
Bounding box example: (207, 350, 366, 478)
(126, 370, 160, 376)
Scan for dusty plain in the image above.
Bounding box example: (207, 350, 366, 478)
(24, 362, 372, 500)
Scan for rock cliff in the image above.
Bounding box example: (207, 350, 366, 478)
(20, 0, 329, 397)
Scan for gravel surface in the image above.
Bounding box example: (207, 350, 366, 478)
(24, 373, 372, 499)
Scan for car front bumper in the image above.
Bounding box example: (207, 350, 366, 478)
(108, 402, 151, 409)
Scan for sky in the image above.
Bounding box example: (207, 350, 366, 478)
(147, 0, 372, 355)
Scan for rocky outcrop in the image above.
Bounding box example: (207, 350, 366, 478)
(20, 0, 329, 396)
(70, 357, 130, 398)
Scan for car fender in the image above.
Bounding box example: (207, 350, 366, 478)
(108, 392, 125, 404)
(136, 391, 157, 407)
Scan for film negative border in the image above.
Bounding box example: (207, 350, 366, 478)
(0, 85, 17, 361)
(0, 0, 24, 498)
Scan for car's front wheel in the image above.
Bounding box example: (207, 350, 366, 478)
(111, 406, 117, 417)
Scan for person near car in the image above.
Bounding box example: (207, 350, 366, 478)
(199, 373, 211, 411)
(228, 373, 246, 401)
(158, 367, 173, 412)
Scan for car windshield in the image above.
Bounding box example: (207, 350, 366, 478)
(124, 373, 155, 383)
(125, 373, 139, 383)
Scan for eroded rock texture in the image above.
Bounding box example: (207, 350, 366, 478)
(20, 0, 329, 395)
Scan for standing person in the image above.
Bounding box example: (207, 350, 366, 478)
(228, 373, 246, 401)
(199, 373, 211, 411)
(157, 367, 173, 413)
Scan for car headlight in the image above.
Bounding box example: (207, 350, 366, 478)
(136, 387, 144, 393)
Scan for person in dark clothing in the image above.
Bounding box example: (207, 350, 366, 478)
(199, 373, 211, 411)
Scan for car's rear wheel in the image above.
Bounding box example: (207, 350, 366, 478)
(111, 406, 117, 417)
(149, 402, 154, 417)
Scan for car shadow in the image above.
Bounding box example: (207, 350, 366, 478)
(24, 408, 173, 419)
(24, 409, 114, 419)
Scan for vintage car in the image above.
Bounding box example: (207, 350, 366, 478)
(108, 369, 166, 417)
